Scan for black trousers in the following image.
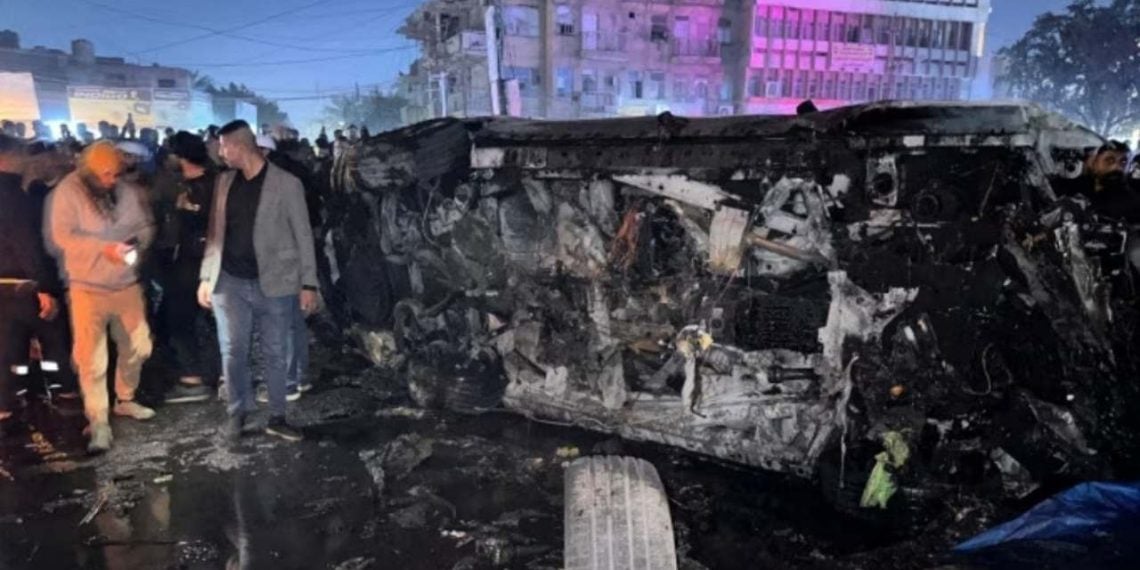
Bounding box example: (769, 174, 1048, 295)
(162, 255, 220, 383)
(0, 292, 77, 411)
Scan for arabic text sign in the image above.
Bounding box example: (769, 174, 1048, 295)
(830, 43, 876, 74)
(67, 86, 155, 127)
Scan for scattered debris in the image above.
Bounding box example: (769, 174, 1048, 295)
(860, 432, 911, 509)
(555, 446, 580, 461)
(78, 488, 108, 526)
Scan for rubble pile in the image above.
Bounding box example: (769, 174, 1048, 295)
(324, 102, 1140, 512)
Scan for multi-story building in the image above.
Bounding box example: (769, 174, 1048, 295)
(743, 0, 991, 115)
(401, 0, 991, 121)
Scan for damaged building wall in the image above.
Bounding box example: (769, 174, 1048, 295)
(327, 101, 1139, 503)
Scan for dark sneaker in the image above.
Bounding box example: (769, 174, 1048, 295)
(265, 417, 302, 442)
(165, 384, 211, 404)
(256, 385, 301, 404)
(224, 414, 246, 446)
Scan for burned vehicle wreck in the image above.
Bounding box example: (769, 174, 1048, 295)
(325, 102, 1140, 511)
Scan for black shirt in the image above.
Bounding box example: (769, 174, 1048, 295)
(0, 172, 51, 291)
(177, 169, 216, 260)
(221, 163, 266, 279)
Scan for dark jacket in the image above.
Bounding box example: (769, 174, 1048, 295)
(0, 172, 54, 293)
(175, 169, 216, 261)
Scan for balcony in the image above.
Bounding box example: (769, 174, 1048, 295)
(581, 32, 625, 53)
(443, 30, 487, 57)
(672, 38, 721, 59)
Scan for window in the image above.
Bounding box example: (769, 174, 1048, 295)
(861, 15, 874, 44)
(628, 71, 644, 99)
(792, 71, 805, 98)
(875, 16, 892, 45)
(694, 80, 709, 101)
(815, 11, 829, 42)
(673, 16, 690, 43)
(556, 5, 574, 35)
(786, 9, 800, 40)
(932, 21, 946, 49)
(604, 73, 618, 92)
(649, 72, 666, 100)
(831, 13, 845, 42)
(754, 13, 769, 37)
(846, 14, 861, 43)
(504, 67, 540, 92)
(582, 70, 597, 93)
(504, 6, 540, 37)
(918, 20, 932, 48)
(674, 77, 690, 102)
(157, 78, 176, 88)
(651, 15, 668, 42)
(904, 19, 917, 47)
(556, 67, 573, 97)
(948, 22, 959, 51)
(959, 22, 973, 51)
(748, 74, 763, 97)
(719, 77, 733, 102)
(718, 19, 732, 45)
(822, 72, 835, 99)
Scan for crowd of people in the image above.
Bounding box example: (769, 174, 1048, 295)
(0, 117, 357, 453)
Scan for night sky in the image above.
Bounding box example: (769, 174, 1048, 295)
(0, 0, 1077, 130)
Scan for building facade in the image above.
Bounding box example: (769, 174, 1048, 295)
(0, 31, 206, 131)
(743, 0, 991, 115)
(402, 0, 992, 122)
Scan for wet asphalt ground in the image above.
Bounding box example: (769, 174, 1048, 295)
(0, 344, 1010, 570)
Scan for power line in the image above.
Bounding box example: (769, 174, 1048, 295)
(75, 0, 416, 55)
(166, 46, 417, 68)
(124, 0, 334, 56)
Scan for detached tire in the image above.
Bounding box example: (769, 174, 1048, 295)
(564, 456, 678, 570)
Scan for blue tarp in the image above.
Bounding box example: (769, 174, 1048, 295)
(956, 481, 1140, 552)
(953, 481, 1140, 568)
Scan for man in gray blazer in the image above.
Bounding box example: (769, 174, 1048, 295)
(197, 120, 318, 443)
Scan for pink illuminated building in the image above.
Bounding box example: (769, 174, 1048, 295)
(398, 0, 991, 121)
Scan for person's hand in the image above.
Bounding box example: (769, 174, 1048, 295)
(175, 191, 200, 212)
(102, 243, 132, 265)
(37, 293, 59, 321)
(197, 281, 213, 309)
(300, 289, 318, 315)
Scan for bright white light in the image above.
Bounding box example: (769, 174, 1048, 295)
(11, 365, 29, 376)
(40, 361, 60, 372)
(124, 249, 139, 266)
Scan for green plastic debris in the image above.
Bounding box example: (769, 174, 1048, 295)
(860, 431, 911, 509)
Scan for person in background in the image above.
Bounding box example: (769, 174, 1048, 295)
(204, 125, 222, 167)
(44, 141, 156, 453)
(198, 121, 318, 444)
(20, 142, 80, 402)
(0, 135, 65, 429)
(76, 123, 95, 145)
(162, 132, 220, 404)
(123, 114, 137, 140)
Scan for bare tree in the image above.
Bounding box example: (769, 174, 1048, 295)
(998, 0, 1140, 136)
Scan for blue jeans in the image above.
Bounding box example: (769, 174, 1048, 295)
(213, 271, 295, 417)
(286, 303, 309, 390)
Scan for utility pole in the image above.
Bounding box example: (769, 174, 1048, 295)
(485, 4, 502, 115)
